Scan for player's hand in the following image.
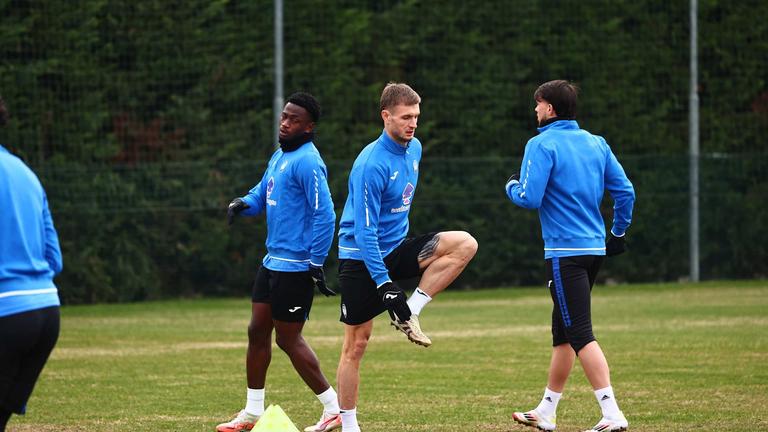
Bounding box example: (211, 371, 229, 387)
(309, 265, 336, 296)
(227, 198, 250, 225)
(378, 281, 411, 322)
(606, 232, 627, 257)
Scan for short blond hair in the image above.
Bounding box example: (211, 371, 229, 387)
(380, 82, 421, 111)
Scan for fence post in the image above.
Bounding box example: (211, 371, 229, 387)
(273, 0, 284, 149)
(689, 0, 700, 282)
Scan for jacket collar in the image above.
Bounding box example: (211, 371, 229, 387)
(537, 119, 579, 133)
(378, 129, 409, 155)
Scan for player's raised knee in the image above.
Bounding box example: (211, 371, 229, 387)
(456, 231, 478, 260)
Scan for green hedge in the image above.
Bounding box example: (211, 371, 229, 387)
(0, 1, 766, 303)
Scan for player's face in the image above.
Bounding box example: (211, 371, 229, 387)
(383, 103, 420, 145)
(535, 98, 556, 125)
(279, 102, 314, 141)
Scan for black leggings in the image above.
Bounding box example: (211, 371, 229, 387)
(546, 255, 603, 353)
(0, 306, 60, 425)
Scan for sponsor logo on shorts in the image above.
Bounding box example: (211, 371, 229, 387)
(289, 306, 302, 312)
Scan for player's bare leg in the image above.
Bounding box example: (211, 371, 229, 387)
(512, 344, 574, 432)
(246, 303, 274, 390)
(512, 344, 574, 431)
(547, 343, 576, 392)
(273, 320, 331, 394)
(416, 231, 478, 297)
(393, 231, 477, 346)
(577, 341, 610, 390)
(216, 303, 273, 432)
(273, 320, 340, 432)
(577, 341, 627, 431)
(337, 321, 373, 432)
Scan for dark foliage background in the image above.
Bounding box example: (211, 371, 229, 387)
(1, 0, 766, 303)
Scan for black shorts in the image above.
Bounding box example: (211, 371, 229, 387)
(0, 306, 60, 415)
(546, 255, 603, 353)
(252, 266, 315, 322)
(338, 232, 438, 325)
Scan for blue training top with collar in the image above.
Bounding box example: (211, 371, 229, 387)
(0, 144, 63, 317)
(338, 130, 422, 287)
(239, 141, 335, 272)
(506, 120, 635, 258)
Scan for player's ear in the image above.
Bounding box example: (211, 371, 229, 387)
(381, 109, 389, 123)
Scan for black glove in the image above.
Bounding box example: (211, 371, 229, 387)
(309, 264, 336, 296)
(606, 232, 627, 257)
(377, 281, 411, 322)
(227, 198, 250, 225)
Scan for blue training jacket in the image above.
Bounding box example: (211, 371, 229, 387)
(0, 144, 62, 317)
(338, 130, 422, 286)
(506, 120, 635, 258)
(239, 141, 335, 272)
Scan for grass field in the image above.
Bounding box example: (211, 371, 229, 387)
(8, 281, 768, 432)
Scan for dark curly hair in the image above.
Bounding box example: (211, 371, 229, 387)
(286, 92, 321, 122)
(0, 95, 8, 127)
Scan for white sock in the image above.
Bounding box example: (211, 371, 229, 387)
(245, 388, 265, 416)
(340, 407, 360, 432)
(595, 386, 622, 419)
(316, 386, 340, 415)
(407, 287, 432, 315)
(535, 387, 562, 418)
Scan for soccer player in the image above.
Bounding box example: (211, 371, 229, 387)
(0, 95, 63, 432)
(335, 83, 478, 432)
(505, 80, 635, 432)
(218, 92, 341, 432)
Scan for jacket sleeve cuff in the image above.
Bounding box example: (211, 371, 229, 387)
(240, 195, 260, 215)
(610, 228, 626, 237)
